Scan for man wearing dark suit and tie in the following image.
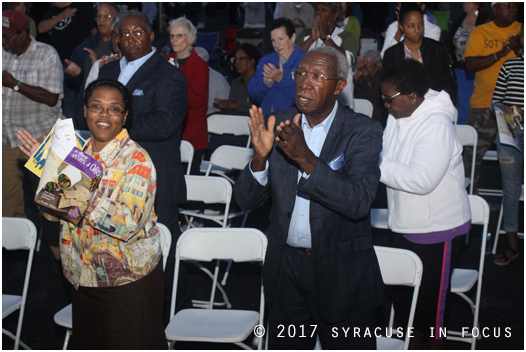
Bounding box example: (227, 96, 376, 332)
(97, 10, 189, 319)
(234, 46, 385, 349)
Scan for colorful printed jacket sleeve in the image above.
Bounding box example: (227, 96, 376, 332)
(85, 150, 157, 242)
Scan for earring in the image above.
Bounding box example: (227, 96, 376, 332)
(411, 95, 416, 105)
(474, 10, 479, 17)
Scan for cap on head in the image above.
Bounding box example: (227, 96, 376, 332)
(194, 47, 209, 63)
(2, 10, 29, 34)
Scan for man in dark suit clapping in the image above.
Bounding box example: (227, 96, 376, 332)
(97, 10, 189, 320)
(235, 46, 385, 349)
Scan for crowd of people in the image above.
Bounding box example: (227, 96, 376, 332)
(2, 2, 523, 350)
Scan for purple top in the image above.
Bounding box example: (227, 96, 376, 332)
(397, 221, 471, 244)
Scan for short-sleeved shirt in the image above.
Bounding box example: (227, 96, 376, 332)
(463, 21, 521, 109)
(46, 129, 161, 289)
(42, 2, 96, 62)
(2, 37, 63, 147)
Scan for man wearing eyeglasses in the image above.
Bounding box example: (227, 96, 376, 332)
(97, 9, 190, 323)
(235, 46, 385, 349)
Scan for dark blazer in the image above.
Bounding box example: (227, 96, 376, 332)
(383, 38, 458, 104)
(234, 104, 385, 323)
(99, 52, 188, 206)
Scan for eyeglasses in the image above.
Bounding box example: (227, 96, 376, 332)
(2, 32, 19, 41)
(95, 14, 114, 21)
(87, 103, 124, 116)
(119, 30, 151, 40)
(291, 69, 341, 86)
(170, 33, 188, 40)
(381, 91, 401, 103)
(233, 56, 252, 63)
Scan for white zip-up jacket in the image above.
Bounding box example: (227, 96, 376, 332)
(380, 90, 471, 234)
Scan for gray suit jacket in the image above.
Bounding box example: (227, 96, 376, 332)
(234, 104, 385, 323)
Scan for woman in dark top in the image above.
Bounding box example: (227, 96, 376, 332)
(213, 43, 261, 115)
(383, 3, 457, 105)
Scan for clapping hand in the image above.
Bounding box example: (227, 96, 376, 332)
(247, 106, 275, 171)
(16, 129, 42, 157)
(262, 62, 284, 84)
(64, 59, 81, 77)
(276, 114, 317, 174)
(83, 48, 98, 65)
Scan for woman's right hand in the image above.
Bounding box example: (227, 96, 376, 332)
(16, 129, 43, 157)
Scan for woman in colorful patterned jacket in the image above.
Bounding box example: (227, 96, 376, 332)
(16, 79, 167, 349)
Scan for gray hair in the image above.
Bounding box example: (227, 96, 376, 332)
(168, 17, 197, 46)
(308, 46, 349, 79)
(116, 9, 152, 32)
(362, 49, 382, 70)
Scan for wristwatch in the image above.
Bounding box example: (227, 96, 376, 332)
(323, 34, 332, 42)
(13, 81, 21, 92)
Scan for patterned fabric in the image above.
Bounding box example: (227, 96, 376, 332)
(46, 129, 161, 289)
(403, 42, 423, 63)
(452, 23, 470, 63)
(2, 37, 64, 147)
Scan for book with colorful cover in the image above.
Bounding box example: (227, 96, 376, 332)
(495, 106, 521, 151)
(24, 119, 86, 177)
(33, 119, 102, 224)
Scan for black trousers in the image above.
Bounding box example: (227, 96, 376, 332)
(267, 245, 377, 350)
(72, 260, 167, 349)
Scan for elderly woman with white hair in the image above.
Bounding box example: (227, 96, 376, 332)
(165, 16, 209, 175)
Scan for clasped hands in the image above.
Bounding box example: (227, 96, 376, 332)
(248, 105, 316, 174)
(311, 15, 331, 41)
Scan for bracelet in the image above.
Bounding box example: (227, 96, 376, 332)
(494, 52, 498, 61)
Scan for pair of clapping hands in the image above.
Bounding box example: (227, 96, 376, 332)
(248, 106, 316, 174)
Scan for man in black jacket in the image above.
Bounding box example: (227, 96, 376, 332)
(98, 10, 189, 322)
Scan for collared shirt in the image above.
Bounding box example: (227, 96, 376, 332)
(2, 36, 64, 147)
(252, 101, 338, 248)
(118, 47, 156, 86)
(45, 129, 161, 289)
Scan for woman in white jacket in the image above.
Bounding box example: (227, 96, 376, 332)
(379, 59, 471, 350)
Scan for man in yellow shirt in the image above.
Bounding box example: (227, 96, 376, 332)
(463, 2, 520, 193)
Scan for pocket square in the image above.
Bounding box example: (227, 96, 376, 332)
(328, 153, 345, 170)
(133, 89, 144, 96)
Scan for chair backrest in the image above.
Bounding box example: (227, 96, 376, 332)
(156, 223, 172, 270)
(207, 114, 251, 147)
(235, 27, 265, 48)
(354, 98, 373, 118)
(196, 31, 219, 52)
(184, 175, 232, 205)
(171, 227, 267, 318)
(206, 145, 254, 175)
(374, 246, 423, 350)
(2, 217, 37, 350)
(180, 140, 194, 175)
(455, 125, 477, 194)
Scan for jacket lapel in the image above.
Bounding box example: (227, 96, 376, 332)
(319, 104, 346, 163)
(125, 52, 159, 89)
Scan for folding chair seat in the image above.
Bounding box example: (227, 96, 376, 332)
(354, 98, 373, 118)
(446, 195, 490, 349)
(374, 246, 423, 350)
(165, 228, 267, 350)
(53, 223, 172, 350)
(455, 125, 478, 195)
(2, 217, 37, 350)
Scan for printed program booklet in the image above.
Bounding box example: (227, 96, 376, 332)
(33, 119, 102, 224)
(495, 106, 521, 152)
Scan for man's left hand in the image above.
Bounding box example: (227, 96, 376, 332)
(276, 113, 317, 174)
(2, 71, 17, 89)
